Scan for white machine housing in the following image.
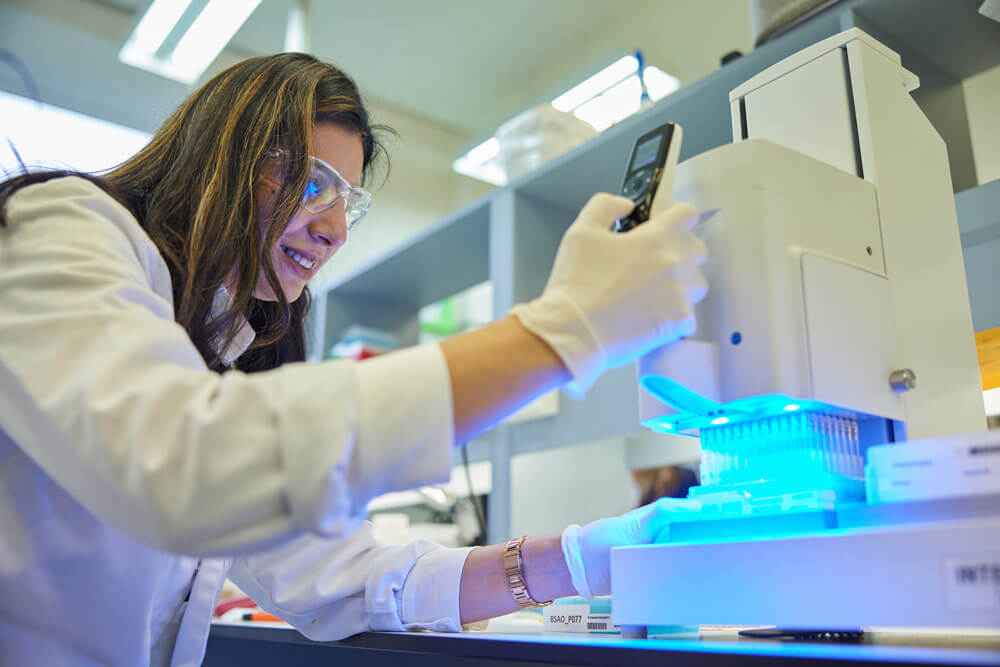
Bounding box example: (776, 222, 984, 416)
(638, 27, 986, 440)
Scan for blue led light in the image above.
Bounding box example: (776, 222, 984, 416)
(640, 393, 858, 433)
(639, 388, 871, 520)
(689, 408, 866, 518)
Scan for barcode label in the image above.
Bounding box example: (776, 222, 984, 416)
(543, 606, 619, 633)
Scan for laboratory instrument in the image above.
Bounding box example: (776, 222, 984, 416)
(611, 27, 1000, 633)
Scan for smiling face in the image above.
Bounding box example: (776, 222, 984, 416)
(254, 122, 365, 301)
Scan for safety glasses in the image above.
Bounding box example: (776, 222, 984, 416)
(262, 149, 371, 230)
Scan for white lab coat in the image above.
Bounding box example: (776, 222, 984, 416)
(0, 177, 472, 666)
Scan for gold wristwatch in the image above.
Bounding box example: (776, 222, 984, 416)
(503, 536, 553, 609)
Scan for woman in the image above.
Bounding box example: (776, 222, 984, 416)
(0, 53, 707, 665)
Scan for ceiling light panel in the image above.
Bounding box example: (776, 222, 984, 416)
(551, 55, 639, 112)
(119, 0, 262, 85)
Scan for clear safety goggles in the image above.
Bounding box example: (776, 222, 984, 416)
(262, 149, 371, 230)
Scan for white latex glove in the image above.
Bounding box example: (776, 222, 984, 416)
(510, 193, 708, 398)
(561, 497, 702, 599)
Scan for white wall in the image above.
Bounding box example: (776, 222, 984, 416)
(964, 63, 1000, 186)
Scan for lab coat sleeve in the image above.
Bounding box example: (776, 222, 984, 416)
(229, 525, 474, 638)
(0, 177, 455, 555)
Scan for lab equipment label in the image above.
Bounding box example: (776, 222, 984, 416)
(944, 554, 1000, 610)
(542, 604, 617, 633)
(543, 604, 588, 632)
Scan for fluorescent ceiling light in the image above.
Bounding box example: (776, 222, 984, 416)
(551, 57, 681, 132)
(464, 137, 500, 165)
(119, 0, 262, 85)
(125, 0, 193, 57)
(572, 74, 642, 132)
(452, 159, 507, 187)
(552, 55, 638, 112)
(452, 137, 507, 186)
(643, 66, 681, 100)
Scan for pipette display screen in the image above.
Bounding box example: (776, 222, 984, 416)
(631, 136, 662, 170)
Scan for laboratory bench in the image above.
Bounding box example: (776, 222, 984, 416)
(205, 622, 1000, 666)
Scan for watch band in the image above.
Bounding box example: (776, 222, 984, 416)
(502, 536, 553, 609)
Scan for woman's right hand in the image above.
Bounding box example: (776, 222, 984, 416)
(510, 193, 708, 397)
(562, 497, 703, 598)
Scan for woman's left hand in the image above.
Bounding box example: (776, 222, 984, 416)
(561, 498, 702, 599)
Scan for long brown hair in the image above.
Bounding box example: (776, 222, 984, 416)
(0, 53, 391, 372)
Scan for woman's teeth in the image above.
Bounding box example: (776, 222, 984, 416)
(282, 245, 315, 270)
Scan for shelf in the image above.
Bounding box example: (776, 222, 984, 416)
(314, 196, 492, 352)
(321, 195, 492, 309)
(507, 365, 647, 458)
(955, 179, 1000, 332)
(956, 179, 1000, 241)
(847, 0, 1000, 81)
